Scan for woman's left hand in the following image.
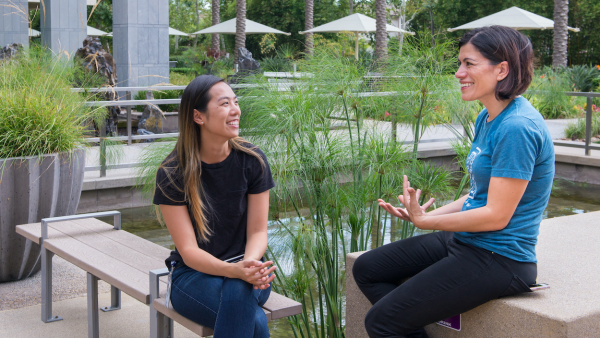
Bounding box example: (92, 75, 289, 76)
(378, 175, 433, 229)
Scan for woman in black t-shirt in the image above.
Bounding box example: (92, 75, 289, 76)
(153, 75, 276, 338)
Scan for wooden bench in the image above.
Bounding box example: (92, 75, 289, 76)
(16, 211, 302, 338)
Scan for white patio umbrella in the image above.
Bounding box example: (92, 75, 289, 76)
(29, 28, 40, 37)
(29, 26, 110, 37)
(87, 26, 110, 37)
(448, 6, 580, 32)
(299, 13, 415, 60)
(106, 27, 191, 37)
(168, 27, 190, 37)
(191, 18, 291, 36)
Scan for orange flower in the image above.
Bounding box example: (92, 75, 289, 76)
(540, 74, 545, 79)
(596, 65, 600, 70)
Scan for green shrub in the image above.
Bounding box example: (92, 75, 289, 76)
(527, 67, 579, 119)
(0, 47, 104, 158)
(259, 55, 292, 72)
(170, 67, 195, 75)
(568, 65, 600, 92)
(564, 116, 600, 140)
(134, 89, 182, 113)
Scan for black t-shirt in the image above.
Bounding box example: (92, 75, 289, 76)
(152, 144, 275, 267)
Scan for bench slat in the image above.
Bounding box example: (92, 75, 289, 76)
(48, 220, 166, 276)
(44, 235, 165, 304)
(72, 218, 172, 262)
(16, 222, 44, 244)
(261, 292, 303, 320)
(153, 298, 272, 337)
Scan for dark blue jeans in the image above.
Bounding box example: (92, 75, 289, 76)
(171, 265, 271, 338)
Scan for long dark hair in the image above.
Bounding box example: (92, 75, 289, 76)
(156, 75, 264, 241)
(459, 26, 534, 101)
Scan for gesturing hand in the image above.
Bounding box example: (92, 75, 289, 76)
(377, 175, 435, 228)
(233, 260, 277, 290)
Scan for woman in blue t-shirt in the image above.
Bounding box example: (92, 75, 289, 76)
(353, 26, 555, 338)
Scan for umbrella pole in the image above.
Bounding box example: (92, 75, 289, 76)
(355, 32, 359, 61)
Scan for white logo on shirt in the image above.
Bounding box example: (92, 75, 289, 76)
(466, 147, 482, 200)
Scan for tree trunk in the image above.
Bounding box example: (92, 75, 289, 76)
(235, 0, 247, 65)
(305, 0, 314, 55)
(349, 0, 353, 15)
(375, 0, 387, 60)
(194, 0, 200, 47)
(175, 0, 180, 51)
(211, 0, 220, 51)
(429, 8, 435, 48)
(552, 0, 569, 68)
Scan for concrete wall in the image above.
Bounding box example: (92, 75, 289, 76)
(112, 0, 169, 87)
(0, 0, 28, 47)
(40, 0, 87, 56)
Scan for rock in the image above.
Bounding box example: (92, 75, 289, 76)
(0, 43, 23, 61)
(75, 37, 120, 136)
(137, 91, 163, 135)
(238, 47, 260, 71)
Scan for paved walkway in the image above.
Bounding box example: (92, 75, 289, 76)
(81, 118, 593, 188)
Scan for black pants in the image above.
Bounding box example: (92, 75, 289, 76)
(352, 231, 536, 338)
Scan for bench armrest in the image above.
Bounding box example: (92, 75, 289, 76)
(149, 268, 170, 301)
(41, 211, 121, 240)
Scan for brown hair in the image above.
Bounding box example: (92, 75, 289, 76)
(459, 26, 533, 101)
(156, 75, 264, 241)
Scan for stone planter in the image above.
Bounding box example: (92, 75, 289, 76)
(0, 149, 85, 282)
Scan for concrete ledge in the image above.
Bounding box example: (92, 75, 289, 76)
(345, 211, 600, 337)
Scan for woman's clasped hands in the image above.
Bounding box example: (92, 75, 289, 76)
(378, 175, 435, 229)
(231, 259, 277, 290)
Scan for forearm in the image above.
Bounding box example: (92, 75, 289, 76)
(178, 247, 240, 278)
(244, 231, 268, 261)
(418, 205, 506, 232)
(426, 195, 468, 216)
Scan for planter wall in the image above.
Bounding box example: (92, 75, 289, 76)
(0, 149, 85, 282)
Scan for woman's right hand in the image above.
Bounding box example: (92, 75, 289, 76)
(229, 260, 277, 289)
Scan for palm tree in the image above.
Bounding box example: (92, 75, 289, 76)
(375, 0, 387, 60)
(305, 0, 314, 55)
(174, 0, 180, 52)
(552, 0, 569, 68)
(211, 0, 220, 51)
(235, 0, 247, 65)
(193, 0, 200, 47)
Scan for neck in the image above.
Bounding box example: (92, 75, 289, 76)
(200, 132, 231, 164)
(480, 94, 512, 122)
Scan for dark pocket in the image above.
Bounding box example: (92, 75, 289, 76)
(500, 275, 533, 297)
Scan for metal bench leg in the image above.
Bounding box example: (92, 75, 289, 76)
(150, 268, 173, 338)
(101, 286, 122, 312)
(87, 273, 100, 338)
(41, 248, 62, 323)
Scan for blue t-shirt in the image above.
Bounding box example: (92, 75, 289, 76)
(454, 96, 555, 263)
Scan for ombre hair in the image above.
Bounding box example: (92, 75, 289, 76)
(156, 75, 264, 241)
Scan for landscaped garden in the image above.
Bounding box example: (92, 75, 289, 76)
(2, 0, 600, 337)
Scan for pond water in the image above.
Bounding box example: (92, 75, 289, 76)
(95, 179, 600, 336)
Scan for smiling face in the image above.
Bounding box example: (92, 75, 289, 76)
(455, 42, 509, 104)
(193, 81, 240, 141)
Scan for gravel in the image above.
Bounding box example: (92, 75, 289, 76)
(0, 256, 111, 311)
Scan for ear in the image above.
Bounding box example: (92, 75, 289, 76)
(496, 61, 509, 81)
(193, 109, 204, 126)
